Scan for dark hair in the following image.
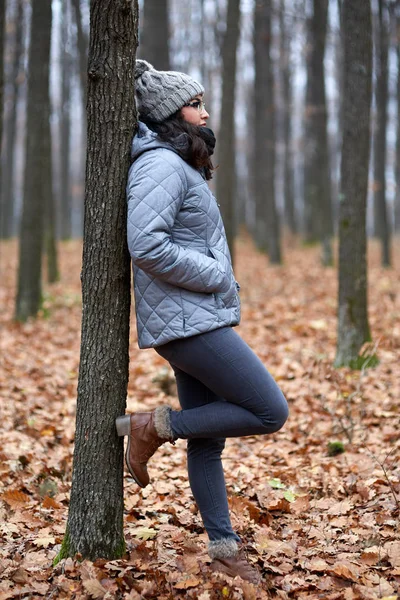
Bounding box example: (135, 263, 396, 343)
(142, 112, 216, 180)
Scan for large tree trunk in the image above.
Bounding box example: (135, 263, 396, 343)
(335, 0, 373, 369)
(1, 0, 23, 239)
(373, 0, 391, 266)
(303, 0, 333, 265)
(58, 0, 137, 561)
(59, 0, 72, 240)
(216, 0, 240, 265)
(253, 0, 281, 263)
(279, 0, 296, 235)
(15, 0, 52, 321)
(139, 0, 170, 71)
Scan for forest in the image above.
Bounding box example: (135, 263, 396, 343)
(0, 0, 399, 598)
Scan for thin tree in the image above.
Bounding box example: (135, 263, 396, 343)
(303, 0, 333, 265)
(335, 0, 373, 369)
(1, 0, 24, 239)
(0, 0, 5, 155)
(279, 0, 296, 235)
(57, 0, 137, 560)
(395, 1, 400, 232)
(71, 0, 88, 115)
(216, 0, 240, 263)
(139, 0, 170, 70)
(15, 0, 52, 321)
(59, 0, 72, 240)
(253, 0, 281, 263)
(373, 0, 391, 266)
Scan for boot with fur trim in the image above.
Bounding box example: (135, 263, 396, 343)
(209, 538, 261, 585)
(116, 406, 175, 488)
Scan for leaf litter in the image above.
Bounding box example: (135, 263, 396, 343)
(0, 236, 399, 598)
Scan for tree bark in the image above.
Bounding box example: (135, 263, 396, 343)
(216, 0, 240, 265)
(335, 0, 373, 369)
(60, 0, 72, 240)
(15, 0, 52, 321)
(373, 0, 391, 266)
(58, 0, 137, 560)
(303, 0, 333, 265)
(279, 0, 296, 235)
(253, 0, 281, 263)
(1, 0, 23, 239)
(139, 0, 170, 71)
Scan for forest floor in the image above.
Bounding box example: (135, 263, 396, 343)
(0, 235, 399, 600)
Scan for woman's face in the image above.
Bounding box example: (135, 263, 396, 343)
(180, 95, 209, 126)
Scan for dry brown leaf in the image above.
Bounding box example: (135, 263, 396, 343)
(42, 495, 61, 509)
(173, 576, 201, 589)
(328, 561, 360, 582)
(83, 579, 107, 599)
(1, 490, 30, 508)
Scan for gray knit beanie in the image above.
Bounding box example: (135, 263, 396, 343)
(134, 59, 205, 123)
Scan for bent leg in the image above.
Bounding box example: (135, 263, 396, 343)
(156, 327, 289, 440)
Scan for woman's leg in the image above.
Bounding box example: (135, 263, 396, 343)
(155, 326, 289, 440)
(168, 364, 240, 544)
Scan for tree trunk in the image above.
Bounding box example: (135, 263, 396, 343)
(216, 0, 240, 265)
(373, 0, 391, 266)
(71, 0, 88, 114)
(279, 0, 296, 235)
(139, 0, 170, 71)
(1, 0, 23, 239)
(60, 0, 72, 240)
(15, 0, 52, 321)
(303, 0, 333, 265)
(253, 0, 281, 263)
(0, 0, 5, 154)
(335, 0, 373, 369)
(58, 0, 137, 561)
(45, 111, 59, 284)
(395, 5, 400, 233)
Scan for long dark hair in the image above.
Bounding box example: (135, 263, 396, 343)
(142, 112, 216, 180)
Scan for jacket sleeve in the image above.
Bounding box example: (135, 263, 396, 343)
(127, 151, 231, 293)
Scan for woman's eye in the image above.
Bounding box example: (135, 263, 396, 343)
(191, 101, 200, 108)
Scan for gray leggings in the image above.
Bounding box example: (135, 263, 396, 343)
(155, 326, 289, 542)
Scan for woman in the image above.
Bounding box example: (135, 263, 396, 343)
(116, 60, 289, 584)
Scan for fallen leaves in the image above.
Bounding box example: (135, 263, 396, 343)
(1, 237, 400, 599)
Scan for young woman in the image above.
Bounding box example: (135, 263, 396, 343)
(116, 60, 289, 584)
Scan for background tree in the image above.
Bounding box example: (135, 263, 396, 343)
(303, 0, 333, 265)
(71, 0, 88, 116)
(59, 0, 73, 240)
(335, 0, 373, 368)
(279, 0, 296, 235)
(0, 0, 4, 154)
(1, 0, 23, 239)
(15, 0, 52, 321)
(253, 0, 281, 263)
(58, 0, 137, 560)
(139, 0, 170, 70)
(373, 0, 391, 266)
(216, 0, 240, 263)
(395, 0, 400, 232)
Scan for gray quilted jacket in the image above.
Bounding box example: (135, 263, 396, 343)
(127, 122, 240, 349)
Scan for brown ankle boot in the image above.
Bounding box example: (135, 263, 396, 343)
(116, 406, 175, 488)
(209, 539, 262, 585)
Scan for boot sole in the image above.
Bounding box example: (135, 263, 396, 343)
(116, 415, 147, 488)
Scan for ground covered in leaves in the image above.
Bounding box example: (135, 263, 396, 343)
(0, 236, 399, 600)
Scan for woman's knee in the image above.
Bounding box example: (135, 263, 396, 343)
(260, 394, 289, 433)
